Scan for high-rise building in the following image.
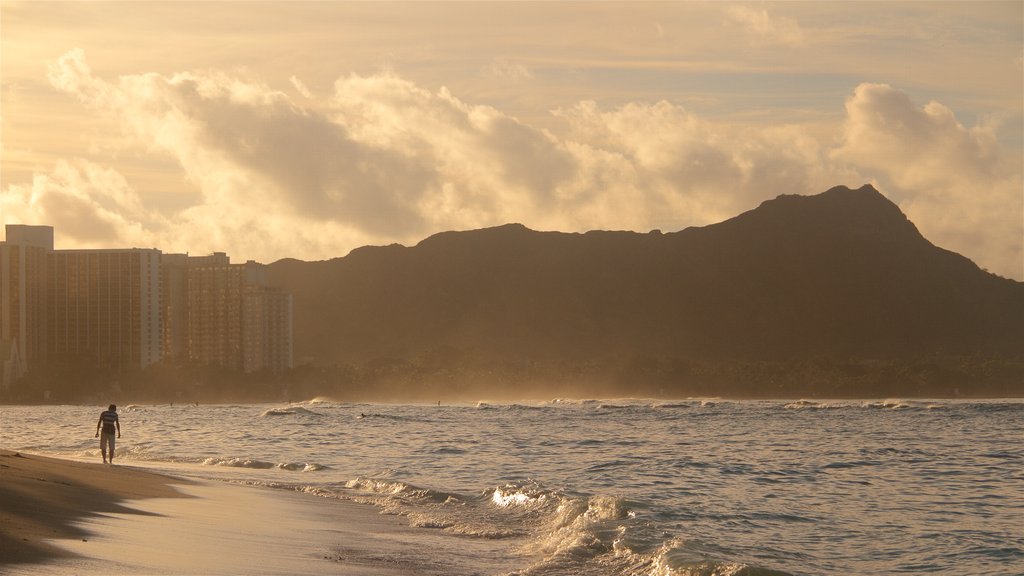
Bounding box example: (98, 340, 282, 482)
(46, 248, 163, 371)
(243, 285, 294, 374)
(1, 225, 53, 388)
(185, 259, 247, 370)
(167, 253, 293, 374)
(2, 226, 293, 390)
(159, 253, 190, 363)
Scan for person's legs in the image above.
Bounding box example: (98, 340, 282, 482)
(101, 432, 114, 463)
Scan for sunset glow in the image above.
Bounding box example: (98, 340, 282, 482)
(2, 1, 1022, 280)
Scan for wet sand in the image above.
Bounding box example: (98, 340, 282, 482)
(0, 450, 508, 575)
(0, 449, 190, 565)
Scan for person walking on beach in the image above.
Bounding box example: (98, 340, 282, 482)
(95, 404, 120, 464)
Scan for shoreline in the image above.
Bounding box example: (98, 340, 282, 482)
(0, 450, 525, 575)
(0, 449, 192, 566)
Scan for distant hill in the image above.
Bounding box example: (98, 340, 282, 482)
(266, 185, 1024, 398)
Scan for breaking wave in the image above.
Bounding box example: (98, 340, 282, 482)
(281, 477, 795, 576)
(202, 456, 328, 472)
(260, 406, 322, 417)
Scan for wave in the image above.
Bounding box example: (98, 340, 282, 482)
(303, 396, 338, 405)
(201, 456, 328, 472)
(652, 402, 695, 409)
(80, 433, 798, 576)
(484, 481, 795, 576)
(344, 477, 461, 503)
(783, 399, 847, 410)
(861, 399, 944, 411)
(61, 443, 332, 473)
(596, 403, 634, 411)
(317, 477, 792, 575)
(473, 399, 548, 407)
(781, 399, 957, 411)
(543, 398, 605, 407)
(260, 406, 322, 417)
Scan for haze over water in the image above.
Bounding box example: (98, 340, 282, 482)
(5, 398, 1022, 575)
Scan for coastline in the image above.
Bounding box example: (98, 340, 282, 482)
(0, 449, 191, 566)
(0, 450, 509, 575)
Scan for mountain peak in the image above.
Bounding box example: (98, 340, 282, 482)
(763, 183, 896, 214)
(823, 183, 881, 196)
(708, 183, 919, 247)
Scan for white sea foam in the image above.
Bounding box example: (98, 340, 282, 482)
(303, 396, 336, 405)
(200, 456, 328, 472)
(782, 399, 846, 410)
(260, 405, 321, 417)
(492, 483, 548, 508)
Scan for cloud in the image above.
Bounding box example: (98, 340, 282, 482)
(0, 158, 166, 247)
(5, 50, 1019, 280)
(727, 6, 805, 47)
(551, 99, 836, 228)
(488, 58, 533, 82)
(32, 50, 582, 254)
(833, 83, 1022, 278)
(289, 75, 312, 99)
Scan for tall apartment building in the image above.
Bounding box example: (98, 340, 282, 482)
(159, 253, 190, 363)
(47, 248, 163, 371)
(243, 285, 294, 374)
(0, 225, 52, 389)
(163, 253, 293, 374)
(2, 225, 293, 390)
(184, 258, 247, 370)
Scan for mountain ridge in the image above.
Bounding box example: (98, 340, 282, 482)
(265, 184, 1023, 397)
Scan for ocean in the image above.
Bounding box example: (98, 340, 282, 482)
(2, 398, 1022, 575)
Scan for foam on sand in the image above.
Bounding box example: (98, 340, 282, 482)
(1, 450, 517, 575)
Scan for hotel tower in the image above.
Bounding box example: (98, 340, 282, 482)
(1, 225, 292, 391)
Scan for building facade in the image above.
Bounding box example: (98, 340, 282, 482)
(46, 248, 163, 371)
(242, 284, 294, 374)
(1, 225, 293, 389)
(1, 225, 53, 389)
(179, 257, 293, 373)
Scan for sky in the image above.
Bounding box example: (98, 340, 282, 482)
(1, 1, 1022, 279)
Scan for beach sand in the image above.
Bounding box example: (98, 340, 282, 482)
(0, 449, 189, 566)
(0, 450, 522, 575)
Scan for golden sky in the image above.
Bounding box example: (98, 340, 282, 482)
(2, 1, 1022, 279)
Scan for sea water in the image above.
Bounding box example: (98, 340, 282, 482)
(2, 398, 1021, 575)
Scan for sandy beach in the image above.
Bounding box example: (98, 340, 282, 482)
(0, 449, 191, 565)
(0, 450, 514, 575)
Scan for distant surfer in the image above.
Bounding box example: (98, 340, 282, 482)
(95, 404, 121, 464)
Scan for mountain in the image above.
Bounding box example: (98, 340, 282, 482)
(266, 185, 1024, 398)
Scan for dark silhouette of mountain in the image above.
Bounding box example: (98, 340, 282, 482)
(266, 185, 1023, 398)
